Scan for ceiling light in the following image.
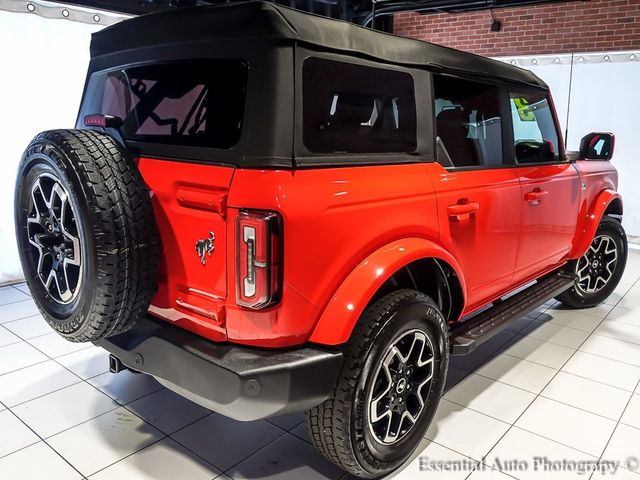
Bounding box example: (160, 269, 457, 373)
(93, 14, 100, 22)
(62, 9, 69, 17)
(26, 3, 35, 12)
(531, 59, 538, 65)
(603, 55, 610, 61)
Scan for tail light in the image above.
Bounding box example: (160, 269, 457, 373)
(236, 210, 282, 309)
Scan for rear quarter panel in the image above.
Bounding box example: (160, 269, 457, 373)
(225, 164, 439, 346)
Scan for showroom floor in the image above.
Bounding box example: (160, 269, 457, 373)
(0, 251, 639, 480)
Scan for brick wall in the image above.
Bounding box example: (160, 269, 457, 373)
(394, 0, 640, 57)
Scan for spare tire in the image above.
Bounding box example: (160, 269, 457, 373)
(14, 129, 159, 342)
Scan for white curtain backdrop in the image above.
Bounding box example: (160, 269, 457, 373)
(0, 11, 102, 284)
(496, 52, 640, 245)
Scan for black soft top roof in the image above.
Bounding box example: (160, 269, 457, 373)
(91, 1, 546, 89)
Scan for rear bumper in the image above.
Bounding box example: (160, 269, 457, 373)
(94, 315, 343, 421)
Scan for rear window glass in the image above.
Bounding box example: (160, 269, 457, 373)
(302, 58, 417, 154)
(98, 60, 247, 149)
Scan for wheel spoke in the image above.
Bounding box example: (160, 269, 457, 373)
(26, 173, 82, 305)
(368, 328, 436, 445)
(575, 234, 618, 295)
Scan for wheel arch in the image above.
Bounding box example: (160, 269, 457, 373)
(308, 237, 466, 346)
(569, 189, 623, 259)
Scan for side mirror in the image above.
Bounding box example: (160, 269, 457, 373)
(579, 132, 615, 161)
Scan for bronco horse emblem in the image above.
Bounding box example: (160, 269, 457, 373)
(195, 232, 215, 265)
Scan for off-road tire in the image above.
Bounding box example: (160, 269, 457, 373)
(556, 216, 627, 309)
(14, 129, 159, 342)
(306, 289, 449, 479)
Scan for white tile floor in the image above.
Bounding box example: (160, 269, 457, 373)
(0, 249, 639, 480)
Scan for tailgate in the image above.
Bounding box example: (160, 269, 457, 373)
(138, 158, 234, 341)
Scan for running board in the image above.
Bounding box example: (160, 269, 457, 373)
(449, 272, 576, 355)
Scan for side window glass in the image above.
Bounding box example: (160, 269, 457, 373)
(510, 92, 560, 163)
(433, 75, 502, 168)
(303, 57, 417, 154)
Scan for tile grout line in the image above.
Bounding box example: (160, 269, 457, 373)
(0, 323, 25, 349)
(0, 288, 272, 478)
(459, 279, 640, 478)
(0, 404, 86, 479)
(456, 303, 560, 373)
(445, 307, 552, 395)
(2, 274, 640, 478)
(588, 376, 640, 480)
(445, 383, 629, 427)
(470, 354, 639, 395)
(165, 417, 291, 477)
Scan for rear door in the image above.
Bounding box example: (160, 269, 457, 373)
(508, 90, 580, 283)
(83, 60, 249, 340)
(429, 74, 521, 313)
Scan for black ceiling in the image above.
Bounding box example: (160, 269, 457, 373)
(52, 0, 574, 28)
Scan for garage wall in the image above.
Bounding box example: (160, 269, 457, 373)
(394, 0, 640, 57)
(0, 11, 102, 284)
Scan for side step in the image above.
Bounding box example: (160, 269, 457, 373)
(449, 272, 575, 355)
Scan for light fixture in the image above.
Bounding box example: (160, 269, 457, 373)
(532, 59, 538, 65)
(578, 56, 585, 62)
(630, 54, 637, 60)
(62, 9, 69, 17)
(93, 14, 100, 22)
(603, 55, 610, 61)
(26, 3, 35, 12)
(489, 9, 501, 32)
(554, 58, 560, 63)
(510, 60, 517, 65)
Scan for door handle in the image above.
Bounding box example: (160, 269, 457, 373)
(447, 201, 479, 221)
(525, 189, 549, 204)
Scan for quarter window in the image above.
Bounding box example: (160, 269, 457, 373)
(98, 60, 247, 149)
(433, 75, 503, 168)
(510, 91, 560, 163)
(302, 58, 417, 154)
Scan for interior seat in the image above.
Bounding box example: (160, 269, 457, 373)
(435, 108, 478, 167)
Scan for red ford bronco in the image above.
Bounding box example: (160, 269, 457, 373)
(14, 2, 626, 477)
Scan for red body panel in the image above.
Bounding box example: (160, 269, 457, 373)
(225, 164, 439, 346)
(513, 163, 580, 282)
(308, 237, 466, 345)
(138, 154, 621, 348)
(569, 160, 620, 259)
(426, 163, 521, 312)
(139, 158, 232, 342)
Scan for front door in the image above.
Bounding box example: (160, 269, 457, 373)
(507, 90, 581, 283)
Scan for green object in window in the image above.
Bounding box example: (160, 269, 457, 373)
(514, 97, 536, 122)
